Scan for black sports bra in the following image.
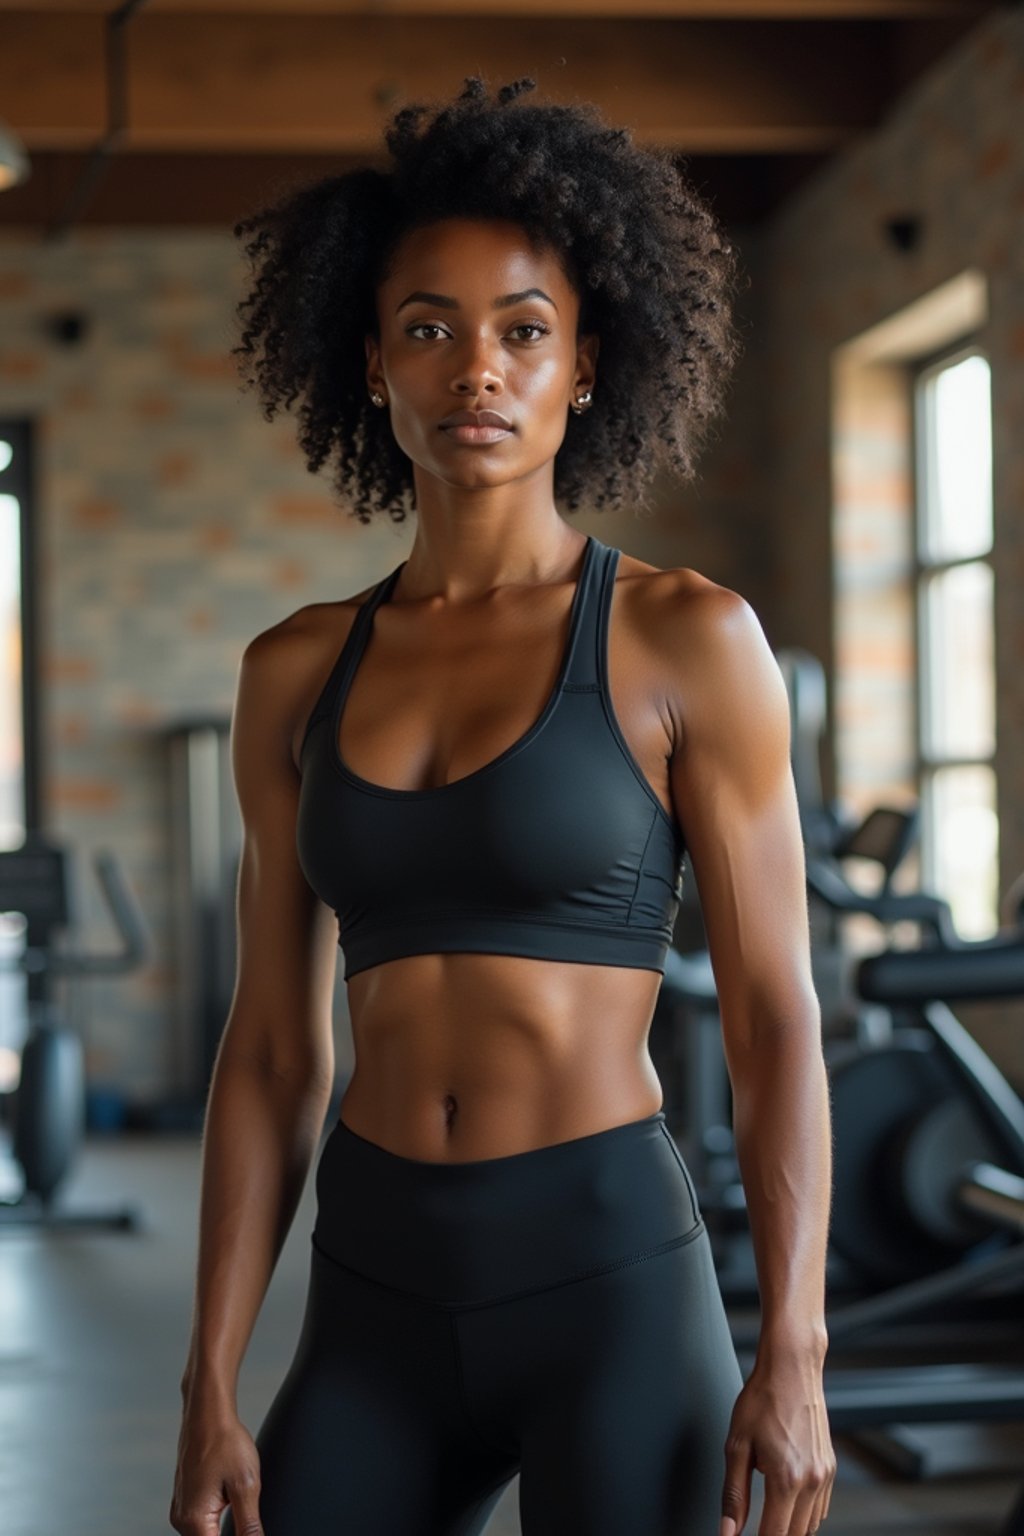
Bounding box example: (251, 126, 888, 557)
(296, 533, 687, 981)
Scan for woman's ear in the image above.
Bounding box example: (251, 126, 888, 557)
(365, 332, 383, 396)
(576, 330, 600, 395)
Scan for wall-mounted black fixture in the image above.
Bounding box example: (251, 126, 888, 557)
(41, 310, 92, 347)
(883, 214, 924, 255)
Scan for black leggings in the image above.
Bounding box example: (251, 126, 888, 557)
(223, 1109, 744, 1535)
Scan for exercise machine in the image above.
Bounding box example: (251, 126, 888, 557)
(661, 808, 1024, 1532)
(0, 833, 151, 1230)
(812, 811, 1024, 1297)
(794, 817, 1024, 1532)
(656, 647, 1024, 1531)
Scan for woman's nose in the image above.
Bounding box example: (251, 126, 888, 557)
(448, 339, 505, 395)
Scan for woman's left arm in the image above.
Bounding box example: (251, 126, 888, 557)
(664, 578, 837, 1536)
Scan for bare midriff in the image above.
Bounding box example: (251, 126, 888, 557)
(337, 949, 665, 1163)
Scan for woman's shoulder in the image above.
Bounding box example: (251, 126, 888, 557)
(238, 581, 383, 772)
(251, 560, 399, 656)
(615, 547, 740, 633)
(614, 550, 762, 749)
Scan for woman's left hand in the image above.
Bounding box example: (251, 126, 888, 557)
(719, 1353, 837, 1535)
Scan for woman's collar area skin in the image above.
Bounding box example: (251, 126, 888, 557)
(363, 215, 599, 604)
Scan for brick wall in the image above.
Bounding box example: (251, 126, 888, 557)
(754, 6, 1024, 1078)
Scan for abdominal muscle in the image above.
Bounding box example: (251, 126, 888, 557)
(336, 949, 666, 1163)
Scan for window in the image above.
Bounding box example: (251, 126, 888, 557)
(0, 419, 33, 846)
(912, 349, 997, 939)
(0, 419, 35, 1094)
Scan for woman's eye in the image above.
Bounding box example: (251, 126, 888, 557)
(406, 321, 551, 342)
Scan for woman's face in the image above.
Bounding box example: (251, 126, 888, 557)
(365, 217, 598, 492)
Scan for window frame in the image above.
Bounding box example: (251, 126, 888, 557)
(909, 337, 997, 932)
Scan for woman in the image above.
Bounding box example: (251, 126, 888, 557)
(171, 75, 835, 1536)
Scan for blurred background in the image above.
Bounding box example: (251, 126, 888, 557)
(1, 2, 1023, 1533)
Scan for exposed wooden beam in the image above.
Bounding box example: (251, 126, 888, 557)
(0, 1, 998, 17)
(0, 0, 997, 232)
(0, 147, 832, 229)
(1, 13, 897, 154)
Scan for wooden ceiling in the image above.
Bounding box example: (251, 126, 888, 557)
(0, 0, 1007, 238)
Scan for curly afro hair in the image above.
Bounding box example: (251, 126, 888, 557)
(232, 74, 745, 525)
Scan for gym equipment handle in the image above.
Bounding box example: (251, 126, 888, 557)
(0, 848, 152, 975)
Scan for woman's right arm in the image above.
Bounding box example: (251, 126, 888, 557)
(170, 619, 341, 1536)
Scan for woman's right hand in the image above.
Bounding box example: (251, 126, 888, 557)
(169, 1405, 264, 1536)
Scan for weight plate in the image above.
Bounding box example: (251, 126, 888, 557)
(898, 1096, 1005, 1247)
(827, 1033, 981, 1286)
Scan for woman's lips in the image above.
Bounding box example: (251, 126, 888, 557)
(440, 424, 514, 444)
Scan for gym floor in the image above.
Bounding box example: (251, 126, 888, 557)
(2, 1130, 1022, 1536)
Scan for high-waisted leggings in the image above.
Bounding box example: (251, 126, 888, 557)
(222, 1108, 744, 1536)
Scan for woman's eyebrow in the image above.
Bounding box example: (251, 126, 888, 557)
(395, 288, 557, 314)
